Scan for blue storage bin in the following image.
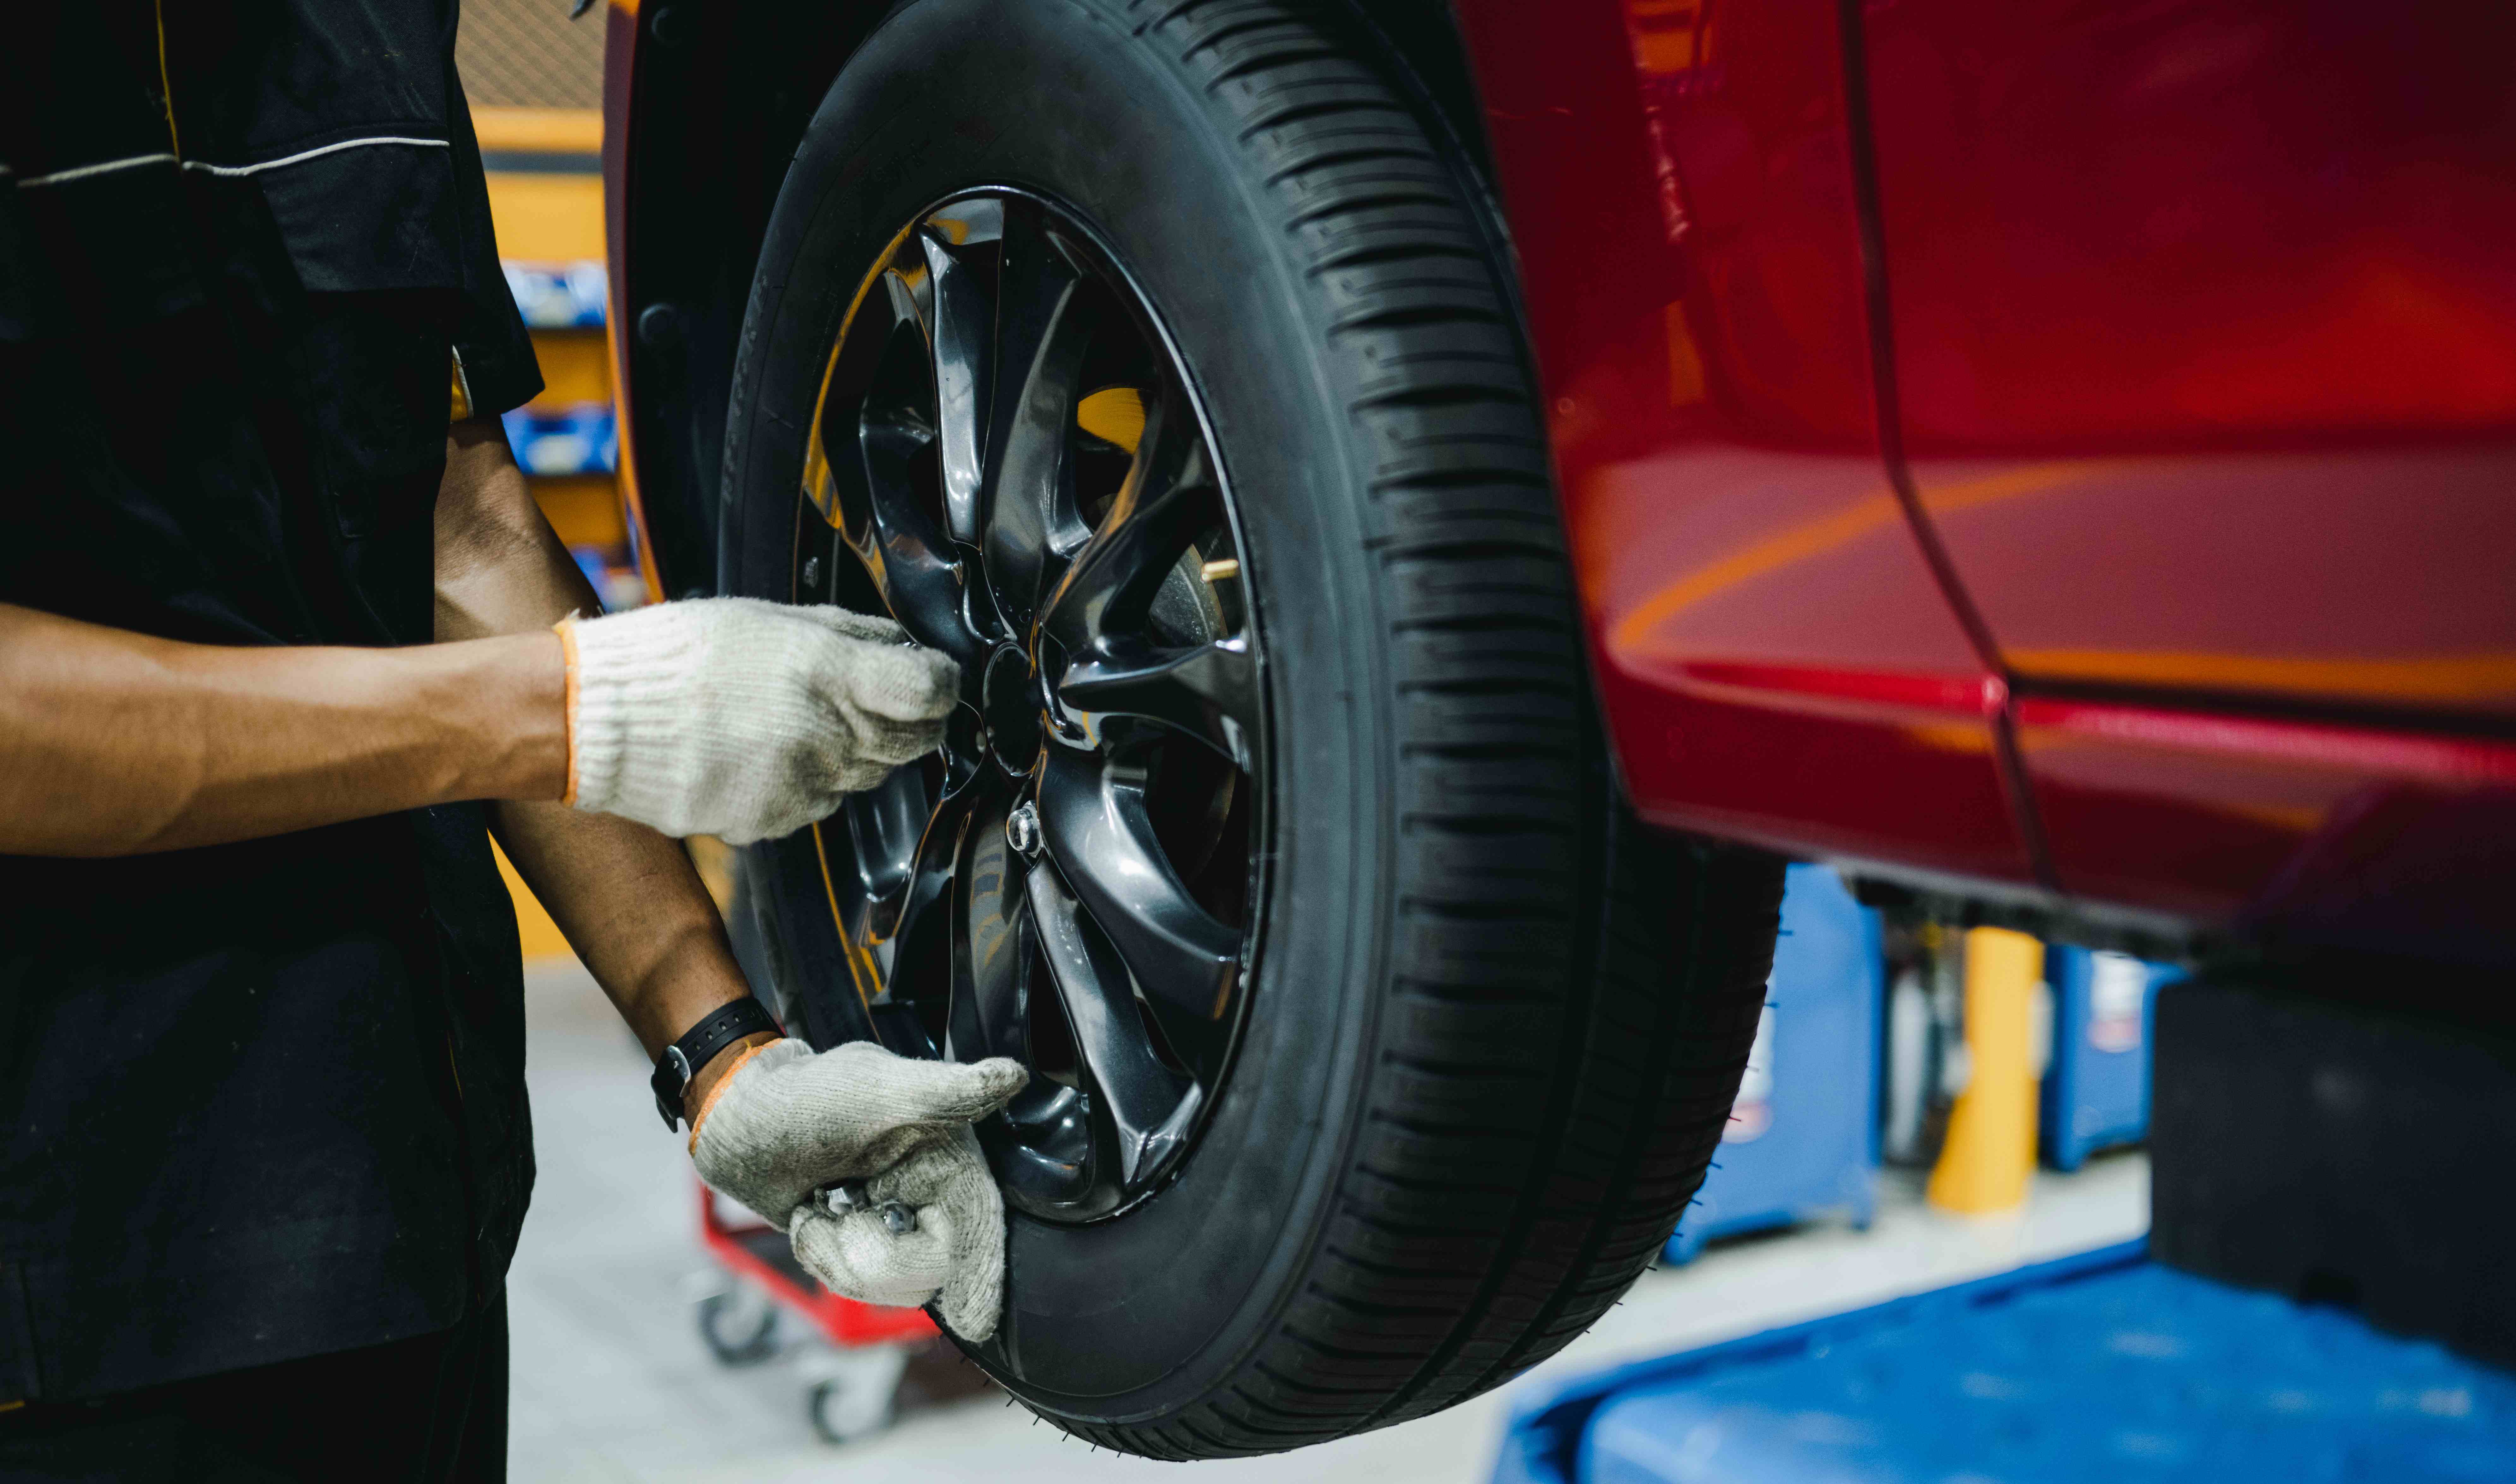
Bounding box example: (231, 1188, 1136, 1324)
(2042, 948, 2182, 1171)
(502, 259, 609, 329)
(1664, 864, 1880, 1262)
(1492, 1243, 2516, 1484)
(503, 404, 618, 478)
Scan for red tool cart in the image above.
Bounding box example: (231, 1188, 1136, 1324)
(692, 1183, 939, 1443)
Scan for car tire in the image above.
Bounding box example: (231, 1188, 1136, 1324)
(713, 0, 1786, 1458)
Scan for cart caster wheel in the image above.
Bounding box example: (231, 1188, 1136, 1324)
(807, 1374, 897, 1445)
(696, 1286, 780, 1366)
(803, 1345, 910, 1445)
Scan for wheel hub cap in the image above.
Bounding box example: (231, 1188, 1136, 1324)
(977, 645, 1042, 775)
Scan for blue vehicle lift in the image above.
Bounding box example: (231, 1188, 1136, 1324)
(1494, 1242, 2516, 1484)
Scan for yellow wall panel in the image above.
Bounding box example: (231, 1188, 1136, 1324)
(472, 106, 603, 154)
(528, 330, 612, 409)
(485, 173, 606, 263)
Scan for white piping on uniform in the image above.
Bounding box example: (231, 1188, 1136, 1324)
(12, 135, 449, 190)
(18, 152, 178, 188)
(179, 134, 448, 178)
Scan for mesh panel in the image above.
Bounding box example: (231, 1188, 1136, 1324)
(457, 0, 604, 110)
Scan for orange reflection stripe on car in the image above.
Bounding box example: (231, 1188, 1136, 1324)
(1904, 720, 1995, 755)
(1608, 492, 1901, 653)
(2008, 648, 2516, 706)
(1606, 462, 2091, 654)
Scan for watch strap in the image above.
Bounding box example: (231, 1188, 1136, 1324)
(651, 998, 781, 1130)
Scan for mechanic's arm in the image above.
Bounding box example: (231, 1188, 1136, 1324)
(431, 420, 975, 1112)
(0, 602, 564, 857)
(437, 423, 1021, 1338)
(431, 419, 754, 1072)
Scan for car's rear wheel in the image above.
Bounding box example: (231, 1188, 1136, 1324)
(715, 0, 1786, 1458)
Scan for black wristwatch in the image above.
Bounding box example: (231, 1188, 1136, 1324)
(651, 998, 782, 1130)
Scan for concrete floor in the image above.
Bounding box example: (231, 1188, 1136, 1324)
(508, 959, 2148, 1483)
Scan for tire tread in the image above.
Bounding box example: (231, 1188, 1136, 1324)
(1017, 0, 1792, 1457)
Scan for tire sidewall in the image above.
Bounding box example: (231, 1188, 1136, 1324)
(718, 0, 1399, 1417)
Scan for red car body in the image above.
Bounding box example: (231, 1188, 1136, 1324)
(606, 0, 2516, 965)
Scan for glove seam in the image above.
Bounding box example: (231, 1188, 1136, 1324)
(687, 1036, 783, 1156)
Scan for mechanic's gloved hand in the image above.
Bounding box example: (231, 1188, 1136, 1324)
(557, 597, 957, 844)
(789, 1126, 1008, 1339)
(690, 1038, 1026, 1340)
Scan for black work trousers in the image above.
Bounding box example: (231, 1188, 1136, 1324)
(0, 1298, 506, 1482)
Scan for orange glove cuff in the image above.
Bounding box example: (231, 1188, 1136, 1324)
(687, 1037, 782, 1156)
(554, 616, 583, 807)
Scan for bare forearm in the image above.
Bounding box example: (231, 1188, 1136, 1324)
(436, 418, 757, 1067)
(0, 603, 564, 856)
(494, 801, 752, 1053)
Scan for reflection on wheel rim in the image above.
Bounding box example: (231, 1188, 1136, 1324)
(795, 189, 1265, 1223)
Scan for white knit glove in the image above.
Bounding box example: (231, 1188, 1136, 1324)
(558, 598, 957, 844)
(691, 1038, 1027, 1340)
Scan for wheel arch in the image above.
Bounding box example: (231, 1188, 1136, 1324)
(604, 0, 1512, 602)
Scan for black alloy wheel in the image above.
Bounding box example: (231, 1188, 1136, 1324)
(797, 191, 1263, 1221)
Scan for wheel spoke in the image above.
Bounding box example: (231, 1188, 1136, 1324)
(1032, 747, 1242, 1071)
(813, 291, 984, 669)
(841, 765, 927, 908)
(867, 769, 983, 955)
(978, 202, 1097, 628)
(948, 790, 1031, 1065)
(1059, 636, 1257, 769)
(917, 228, 991, 548)
(1025, 860, 1192, 1186)
(1035, 387, 1209, 654)
(958, 789, 1094, 1207)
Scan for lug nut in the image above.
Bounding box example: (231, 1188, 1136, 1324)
(1006, 801, 1042, 858)
(818, 1180, 918, 1234)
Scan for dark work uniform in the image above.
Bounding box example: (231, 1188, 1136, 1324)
(0, 3, 543, 1476)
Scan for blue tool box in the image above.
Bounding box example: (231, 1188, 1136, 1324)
(1664, 864, 1879, 1262)
(2042, 948, 2182, 1171)
(1493, 1242, 2516, 1484)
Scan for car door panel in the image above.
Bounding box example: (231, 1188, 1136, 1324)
(1859, 0, 2516, 922)
(1449, 0, 2039, 885)
(1863, 0, 2516, 712)
(1865, 0, 2516, 453)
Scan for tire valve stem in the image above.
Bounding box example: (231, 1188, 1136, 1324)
(1006, 801, 1042, 859)
(819, 1179, 919, 1235)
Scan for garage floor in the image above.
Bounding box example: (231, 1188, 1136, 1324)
(508, 959, 2147, 1483)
